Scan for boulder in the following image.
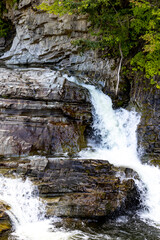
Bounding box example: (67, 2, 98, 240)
(16, 156, 140, 219)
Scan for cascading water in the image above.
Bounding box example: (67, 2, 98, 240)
(81, 84, 160, 227)
(0, 175, 116, 240)
(66, 75, 160, 227)
(0, 71, 160, 240)
(0, 176, 81, 240)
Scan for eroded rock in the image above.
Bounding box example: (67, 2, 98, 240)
(16, 156, 140, 219)
(0, 67, 91, 156)
(130, 77, 160, 163)
(0, 0, 118, 93)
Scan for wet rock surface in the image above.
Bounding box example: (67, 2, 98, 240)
(13, 156, 140, 219)
(130, 78, 160, 162)
(0, 67, 91, 156)
(0, 0, 159, 163)
(0, 0, 157, 231)
(0, 201, 11, 235)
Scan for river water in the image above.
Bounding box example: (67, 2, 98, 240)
(0, 71, 160, 239)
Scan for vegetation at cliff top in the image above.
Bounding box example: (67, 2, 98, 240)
(0, 0, 17, 37)
(38, 0, 160, 88)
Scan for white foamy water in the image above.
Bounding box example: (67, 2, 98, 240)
(0, 177, 81, 240)
(0, 71, 159, 240)
(65, 75, 160, 227)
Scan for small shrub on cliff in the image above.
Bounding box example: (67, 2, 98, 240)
(0, 1, 7, 37)
(0, 0, 17, 37)
(38, 0, 160, 88)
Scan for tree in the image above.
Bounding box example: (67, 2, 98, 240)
(38, 0, 160, 88)
(130, 0, 160, 88)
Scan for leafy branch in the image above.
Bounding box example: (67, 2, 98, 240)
(37, 0, 160, 89)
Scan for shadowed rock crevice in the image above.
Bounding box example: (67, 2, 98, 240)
(130, 76, 160, 163)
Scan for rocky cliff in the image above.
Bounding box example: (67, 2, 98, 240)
(0, 66, 141, 222)
(0, 67, 91, 156)
(1, 0, 118, 93)
(0, 0, 158, 225)
(0, 0, 158, 159)
(130, 77, 160, 163)
(0, 155, 140, 220)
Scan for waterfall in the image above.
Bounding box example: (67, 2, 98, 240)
(0, 176, 80, 240)
(66, 75, 160, 227)
(0, 71, 159, 240)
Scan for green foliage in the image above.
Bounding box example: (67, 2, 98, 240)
(0, 0, 17, 37)
(0, 1, 7, 37)
(38, 0, 160, 88)
(7, 0, 18, 7)
(130, 0, 160, 87)
(38, 0, 133, 56)
(0, 19, 9, 37)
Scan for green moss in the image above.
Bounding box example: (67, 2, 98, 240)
(77, 125, 87, 150)
(0, 221, 11, 233)
(105, 202, 114, 214)
(150, 158, 160, 168)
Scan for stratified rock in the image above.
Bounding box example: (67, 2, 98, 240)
(0, 67, 91, 156)
(130, 77, 160, 163)
(17, 156, 140, 219)
(0, 0, 118, 93)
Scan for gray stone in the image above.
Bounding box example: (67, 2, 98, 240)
(0, 0, 118, 95)
(0, 67, 91, 156)
(16, 156, 140, 219)
(130, 77, 160, 162)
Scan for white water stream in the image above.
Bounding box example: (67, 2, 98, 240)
(66, 75, 160, 226)
(0, 177, 80, 240)
(0, 72, 159, 240)
(78, 82, 160, 226)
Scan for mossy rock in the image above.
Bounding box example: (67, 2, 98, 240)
(0, 201, 11, 235)
(0, 220, 11, 233)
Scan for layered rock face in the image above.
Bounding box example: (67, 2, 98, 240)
(0, 0, 159, 159)
(0, 67, 91, 156)
(0, 0, 156, 224)
(0, 0, 118, 92)
(130, 79, 160, 162)
(14, 156, 140, 219)
(0, 66, 140, 221)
